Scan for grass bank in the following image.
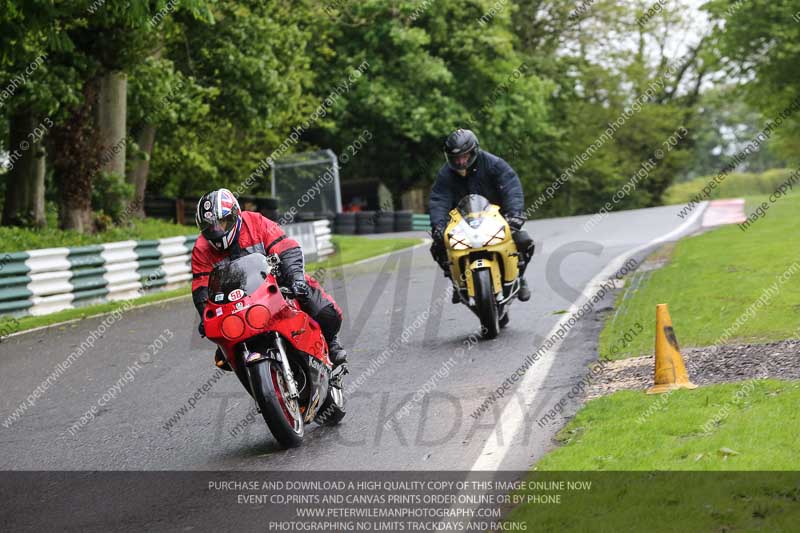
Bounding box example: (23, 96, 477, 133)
(315, 235, 423, 268)
(0, 235, 422, 336)
(503, 380, 800, 530)
(664, 167, 797, 204)
(0, 218, 197, 253)
(506, 469, 800, 531)
(536, 379, 799, 471)
(598, 192, 800, 360)
(504, 188, 800, 528)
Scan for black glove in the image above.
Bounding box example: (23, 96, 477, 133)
(291, 279, 310, 300)
(506, 215, 525, 231)
(198, 321, 206, 338)
(431, 225, 445, 243)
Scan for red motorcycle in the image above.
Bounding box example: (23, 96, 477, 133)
(203, 253, 345, 448)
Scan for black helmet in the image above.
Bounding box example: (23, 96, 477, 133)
(195, 188, 242, 251)
(443, 129, 479, 171)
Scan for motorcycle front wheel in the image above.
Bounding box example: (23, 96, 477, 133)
(473, 268, 500, 339)
(249, 360, 305, 448)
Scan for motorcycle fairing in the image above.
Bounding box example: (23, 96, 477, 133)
(445, 202, 519, 299)
(204, 273, 332, 371)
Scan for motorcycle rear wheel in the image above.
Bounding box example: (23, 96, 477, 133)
(473, 269, 500, 339)
(249, 360, 305, 448)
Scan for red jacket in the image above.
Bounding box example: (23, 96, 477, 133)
(191, 211, 299, 292)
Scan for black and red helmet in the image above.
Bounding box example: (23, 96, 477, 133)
(195, 188, 242, 251)
(444, 129, 480, 171)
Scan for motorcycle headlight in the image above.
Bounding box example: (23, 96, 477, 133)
(483, 227, 506, 246)
(449, 231, 470, 250)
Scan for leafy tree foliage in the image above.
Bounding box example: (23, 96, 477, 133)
(1, 0, 791, 233)
(704, 0, 800, 159)
(306, 0, 554, 203)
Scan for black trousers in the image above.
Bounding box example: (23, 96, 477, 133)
(299, 288, 342, 343)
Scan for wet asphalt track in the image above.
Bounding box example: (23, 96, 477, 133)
(0, 204, 704, 471)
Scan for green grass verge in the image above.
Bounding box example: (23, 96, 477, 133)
(536, 380, 799, 471)
(0, 218, 197, 253)
(664, 167, 795, 204)
(506, 184, 800, 530)
(503, 380, 800, 530)
(599, 192, 800, 359)
(506, 469, 800, 532)
(312, 234, 423, 268)
(0, 235, 422, 336)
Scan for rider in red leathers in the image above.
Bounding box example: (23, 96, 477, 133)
(191, 188, 348, 372)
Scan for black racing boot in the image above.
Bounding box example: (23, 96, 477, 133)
(451, 284, 461, 304)
(517, 278, 531, 302)
(327, 335, 349, 389)
(328, 335, 348, 367)
(214, 348, 232, 371)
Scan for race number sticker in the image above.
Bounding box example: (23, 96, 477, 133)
(228, 289, 245, 301)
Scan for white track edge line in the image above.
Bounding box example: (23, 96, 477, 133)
(470, 202, 709, 471)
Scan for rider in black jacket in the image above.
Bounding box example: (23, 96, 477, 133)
(429, 129, 534, 302)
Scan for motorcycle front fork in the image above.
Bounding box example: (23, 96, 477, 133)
(236, 337, 299, 401)
(272, 333, 300, 399)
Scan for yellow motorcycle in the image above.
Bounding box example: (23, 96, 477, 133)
(444, 194, 521, 339)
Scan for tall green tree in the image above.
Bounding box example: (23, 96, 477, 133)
(511, 0, 712, 215)
(0, 0, 75, 227)
(1, 1, 213, 231)
(683, 86, 788, 180)
(52, 0, 213, 231)
(704, 0, 800, 159)
(305, 0, 554, 204)
(145, 0, 318, 199)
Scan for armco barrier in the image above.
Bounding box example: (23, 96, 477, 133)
(412, 213, 431, 231)
(0, 220, 333, 319)
(0, 235, 197, 318)
(313, 220, 334, 258)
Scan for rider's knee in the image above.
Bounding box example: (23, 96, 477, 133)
(314, 303, 342, 339)
(512, 229, 533, 251)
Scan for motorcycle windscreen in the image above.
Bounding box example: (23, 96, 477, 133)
(456, 194, 491, 223)
(208, 253, 270, 303)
